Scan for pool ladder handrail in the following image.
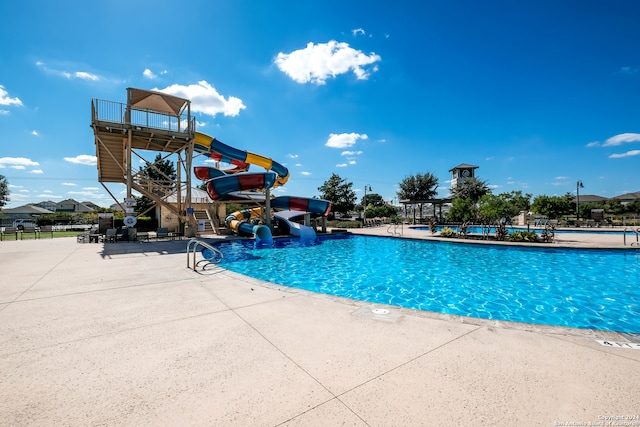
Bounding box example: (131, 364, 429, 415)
(186, 238, 224, 271)
(623, 227, 640, 246)
(387, 222, 403, 237)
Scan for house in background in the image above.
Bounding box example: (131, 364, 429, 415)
(1, 204, 55, 222)
(55, 199, 95, 214)
(34, 200, 59, 212)
(1, 199, 98, 225)
(612, 191, 640, 205)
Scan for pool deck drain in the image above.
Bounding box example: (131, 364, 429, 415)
(0, 231, 638, 426)
(352, 306, 402, 323)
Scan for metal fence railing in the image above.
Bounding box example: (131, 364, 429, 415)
(91, 99, 195, 135)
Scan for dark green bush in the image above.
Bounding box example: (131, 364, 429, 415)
(509, 231, 539, 242)
(439, 226, 458, 238)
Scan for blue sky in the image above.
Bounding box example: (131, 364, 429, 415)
(1, 0, 639, 209)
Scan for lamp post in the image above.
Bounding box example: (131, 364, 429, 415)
(363, 185, 372, 223)
(576, 180, 584, 221)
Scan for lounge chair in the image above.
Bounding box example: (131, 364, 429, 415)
(40, 225, 54, 238)
(21, 226, 40, 240)
(105, 228, 117, 243)
(1, 227, 18, 241)
(116, 228, 129, 242)
(77, 231, 90, 243)
(156, 227, 169, 240)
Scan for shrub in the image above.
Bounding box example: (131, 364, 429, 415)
(439, 226, 458, 238)
(509, 231, 540, 242)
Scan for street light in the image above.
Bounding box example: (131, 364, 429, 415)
(576, 180, 584, 221)
(363, 185, 372, 223)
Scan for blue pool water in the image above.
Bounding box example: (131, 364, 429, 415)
(411, 225, 629, 235)
(214, 234, 640, 333)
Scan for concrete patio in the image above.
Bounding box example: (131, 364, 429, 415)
(0, 230, 638, 426)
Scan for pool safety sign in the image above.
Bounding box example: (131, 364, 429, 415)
(123, 216, 137, 227)
(596, 340, 640, 350)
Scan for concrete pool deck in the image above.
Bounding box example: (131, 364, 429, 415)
(0, 231, 638, 426)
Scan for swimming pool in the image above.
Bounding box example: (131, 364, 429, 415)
(214, 234, 640, 333)
(411, 225, 630, 235)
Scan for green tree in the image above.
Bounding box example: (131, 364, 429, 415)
(365, 204, 398, 219)
(531, 193, 574, 219)
(448, 197, 477, 222)
(604, 198, 625, 215)
(503, 190, 532, 215)
(318, 173, 356, 216)
(451, 177, 490, 203)
(625, 199, 640, 215)
(478, 193, 511, 223)
(0, 174, 9, 208)
(361, 192, 384, 209)
(478, 191, 532, 223)
(397, 172, 439, 222)
(136, 154, 177, 217)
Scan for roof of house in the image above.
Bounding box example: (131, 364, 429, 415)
(575, 194, 608, 203)
(449, 163, 479, 172)
(2, 204, 55, 215)
(56, 199, 95, 213)
(611, 191, 640, 201)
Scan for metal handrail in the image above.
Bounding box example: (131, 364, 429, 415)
(623, 228, 639, 246)
(387, 222, 403, 237)
(187, 238, 223, 271)
(91, 98, 196, 135)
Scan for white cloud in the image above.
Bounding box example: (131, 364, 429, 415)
(295, 163, 302, 167)
(300, 171, 311, 176)
(609, 150, 640, 158)
(336, 163, 347, 167)
(143, 68, 167, 79)
(74, 71, 99, 81)
(157, 80, 246, 117)
(287, 153, 299, 159)
(0, 157, 39, 168)
(274, 40, 381, 85)
(68, 190, 102, 197)
(0, 85, 23, 106)
(30, 169, 43, 174)
(36, 61, 100, 82)
(326, 133, 368, 148)
(586, 141, 600, 147)
(32, 130, 39, 136)
(62, 182, 77, 186)
(64, 154, 97, 166)
(349, 160, 356, 165)
(143, 68, 156, 79)
(11, 165, 26, 170)
(341, 150, 363, 156)
(0, 110, 9, 115)
(603, 133, 640, 147)
(352, 28, 365, 36)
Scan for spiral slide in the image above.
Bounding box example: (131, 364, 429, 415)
(193, 132, 331, 239)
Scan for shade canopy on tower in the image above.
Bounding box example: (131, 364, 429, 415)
(126, 87, 189, 117)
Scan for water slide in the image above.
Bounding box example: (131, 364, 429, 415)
(193, 132, 331, 239)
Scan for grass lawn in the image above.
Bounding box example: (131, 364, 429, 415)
(1, 230, 85, 240)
